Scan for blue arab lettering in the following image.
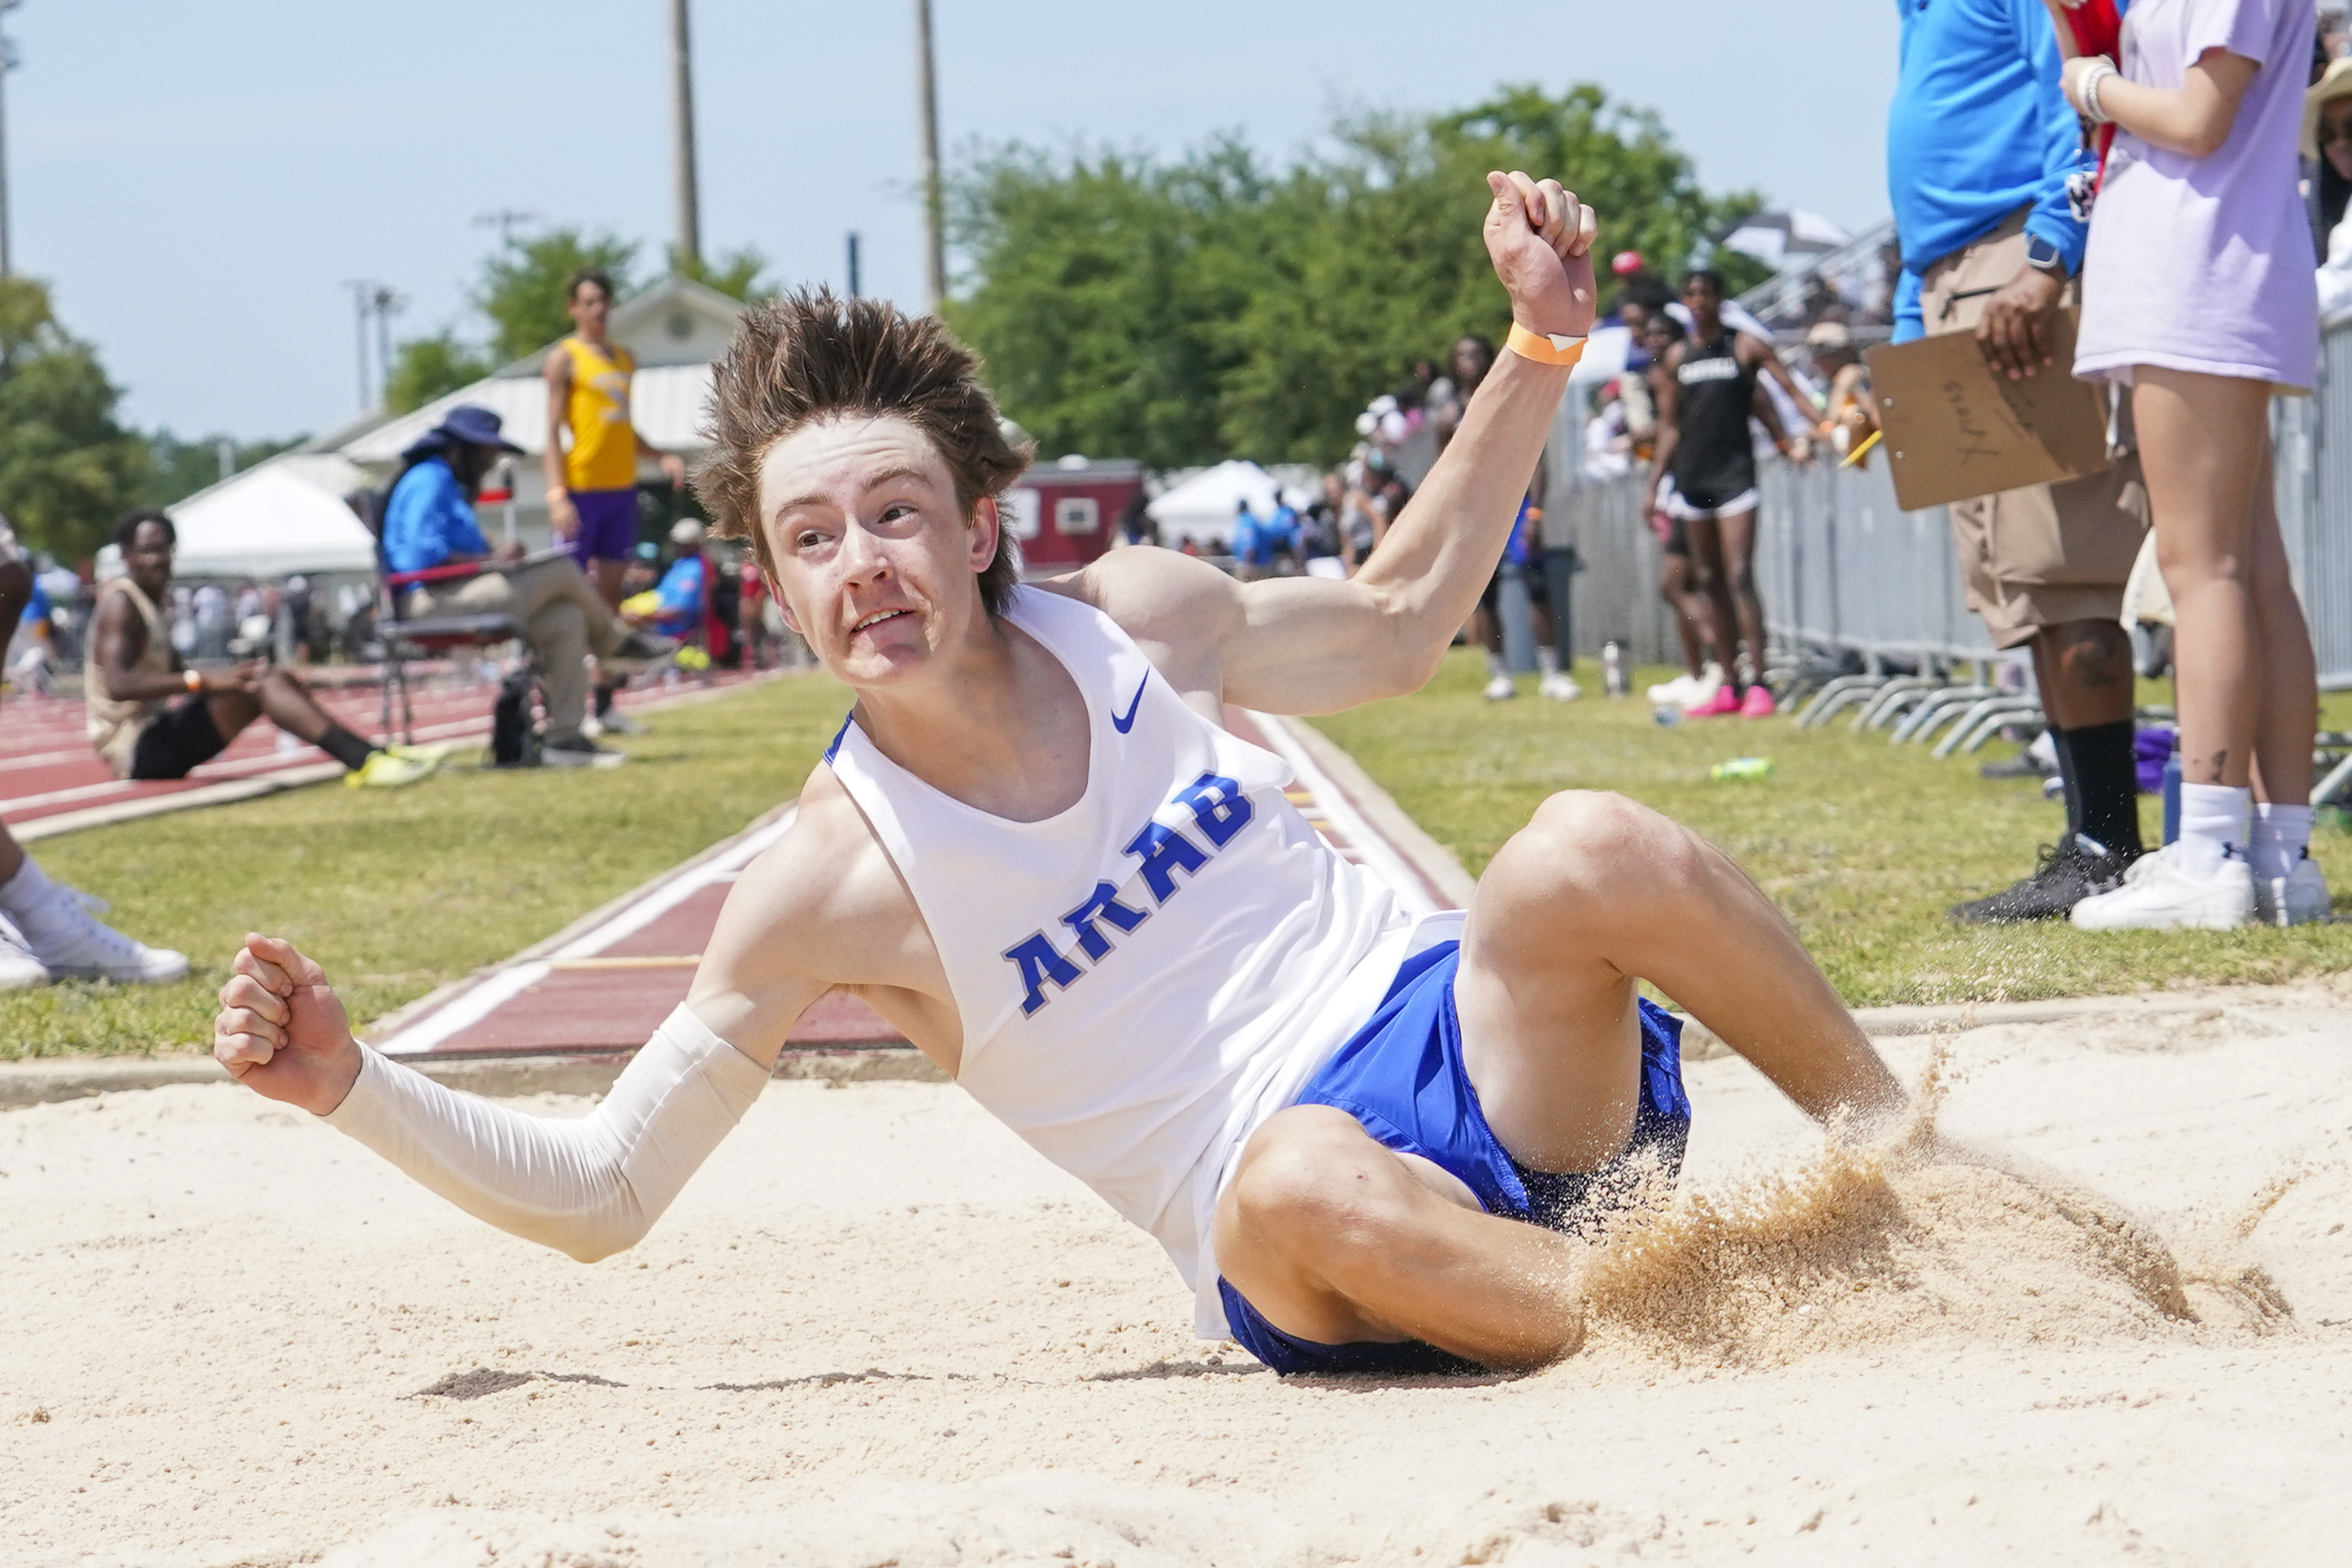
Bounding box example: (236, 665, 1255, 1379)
(1000, 771, 1255, 1016)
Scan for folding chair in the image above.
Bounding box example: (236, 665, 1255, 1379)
(346, 488, 542, 748)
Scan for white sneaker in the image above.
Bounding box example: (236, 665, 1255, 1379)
(15, 884, 189, 982)
(1538, 672, 1582, 701)
(0, 914, 50, 988)
(1482, 675, 1517, 701)
(2253, 852, 2331, 927)
(1685, 661, 1726, 708)
(1646, 672, 1697, 706)
(2069, 843, 2254, 932)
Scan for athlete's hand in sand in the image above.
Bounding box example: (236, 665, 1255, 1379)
(1483, 170, 1598, 341)
(214, 933, 362, 1117)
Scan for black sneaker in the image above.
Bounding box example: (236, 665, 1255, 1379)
(1948, 836, 2137, 924)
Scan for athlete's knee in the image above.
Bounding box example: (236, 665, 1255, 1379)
(1724, 555, 1757, 597)
(1232, 1107, 1418, 1267)
(1510, 791, 1709, 918)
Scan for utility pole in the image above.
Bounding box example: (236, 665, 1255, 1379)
(846, 232, 862, 298)
(0, 1, 24, 279)
(370, 283, 403, 403)
(668, 0, 701, 275)
(472, 207, 540, 248)
(912, 0, 944, 307)
(341, 280, 373, 412)
(340, 279, 402, 412)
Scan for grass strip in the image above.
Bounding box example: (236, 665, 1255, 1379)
(0, 674, 854, 1059)
(1310, 649, 2352, 1007)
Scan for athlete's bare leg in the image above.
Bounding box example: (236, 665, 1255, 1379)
(590, 557, 627, 610)
(1658, 552, 1706, 679)
(1716, 506, 1767, 682)
(1215, 789, 1901, 1370)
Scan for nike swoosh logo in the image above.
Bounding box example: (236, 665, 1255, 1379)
(1111, 674, 1148, 735)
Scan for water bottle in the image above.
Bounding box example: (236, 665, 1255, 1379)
(1603, 641, 1627, 698)
(1711, 757, 1775, 782)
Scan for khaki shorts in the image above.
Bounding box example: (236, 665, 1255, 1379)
(1920, 211, 2150, 649)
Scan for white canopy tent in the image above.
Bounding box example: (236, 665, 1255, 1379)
(1145, 460, 1289, 552)
(167, 458, 378, 579)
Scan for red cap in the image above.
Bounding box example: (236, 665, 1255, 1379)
(1611, 250, 1645, 276)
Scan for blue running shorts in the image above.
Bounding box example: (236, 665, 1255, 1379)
(1217, 940, 1693, 1377)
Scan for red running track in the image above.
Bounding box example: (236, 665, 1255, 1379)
(371, 706, 1463, 1060)
(0, 668, 771, 832)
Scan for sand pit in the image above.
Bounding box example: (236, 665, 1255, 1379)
(7, 986, 2351, 1566)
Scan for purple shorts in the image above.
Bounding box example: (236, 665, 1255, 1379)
(566, 487, 638, 567)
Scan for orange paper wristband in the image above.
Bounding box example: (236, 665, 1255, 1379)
(1506, 322, 1586, 367)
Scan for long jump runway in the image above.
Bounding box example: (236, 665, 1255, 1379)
(370, 707, 1471, 1061)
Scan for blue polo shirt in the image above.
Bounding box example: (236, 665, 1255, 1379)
(382, 455, 489, 574)
(1887, 0, 2095, 341)
(650, 554, 706, 635)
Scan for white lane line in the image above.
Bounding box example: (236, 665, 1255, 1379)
(1244, 710, 1446, 919)
(377, 808, 797, 1056)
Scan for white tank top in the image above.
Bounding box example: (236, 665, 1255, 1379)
(824, 586, 1429, 1332)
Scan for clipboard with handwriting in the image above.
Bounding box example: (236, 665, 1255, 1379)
(1865, 311, 2112, 511)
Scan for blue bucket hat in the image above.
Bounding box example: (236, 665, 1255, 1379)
(428, 404, 524, 454)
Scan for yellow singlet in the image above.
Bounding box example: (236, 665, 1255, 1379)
(559, 336, 639, 492)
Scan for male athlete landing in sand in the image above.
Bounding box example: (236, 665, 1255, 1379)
(215, 173, 1902, 1376)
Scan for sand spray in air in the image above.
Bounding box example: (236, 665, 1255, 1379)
(1523, 1044, 2296, 1370)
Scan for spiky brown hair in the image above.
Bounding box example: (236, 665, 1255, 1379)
(693, 288, 1033, 615)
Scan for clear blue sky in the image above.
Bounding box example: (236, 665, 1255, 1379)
(5, 1, 1898, 440)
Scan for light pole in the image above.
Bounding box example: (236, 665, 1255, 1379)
(913, 0, 944, 308)
(669, 0, 701, 274)
(341, 280, 403, 412)
(846, 231, 862, 298)
(0, 1, 24, 279)
(472, 207, 540, 249)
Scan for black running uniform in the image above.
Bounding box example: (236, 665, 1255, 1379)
(1668, 332, 1759, 515)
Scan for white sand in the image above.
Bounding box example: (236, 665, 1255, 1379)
(7, 984, 2351, 1567)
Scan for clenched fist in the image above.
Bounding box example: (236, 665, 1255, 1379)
(214, 933, 363, 1116)
(1483, 170, 1600, 342)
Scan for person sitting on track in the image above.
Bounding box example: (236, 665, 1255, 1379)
(89, 512, 434, 794)
(213, 172, 1905, 1377)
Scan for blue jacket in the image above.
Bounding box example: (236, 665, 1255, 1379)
(382, 455, 489, 574)
(1886, 0, 2094, 342)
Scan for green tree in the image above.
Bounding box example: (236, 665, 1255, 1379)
(0, 277, 150, 562)
(946, 84, 1772, 469)
(383, 328, 496, 415)
(140, 431, 307, 507)
(476, 228, 641, 363)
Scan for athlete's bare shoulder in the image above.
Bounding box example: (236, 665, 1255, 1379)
(689, 759, 957, 1065)
(541, 343, 573, 383)
(1034, 549, 1242, 702)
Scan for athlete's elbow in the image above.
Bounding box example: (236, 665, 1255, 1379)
(550, 1215, 650, 1264)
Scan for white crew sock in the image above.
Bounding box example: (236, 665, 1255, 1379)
(2250, 801, 2313, 882)
(2175, 783, 2251, 880)
(0, 855, 54, 920)
(1535, 644, 1561, 678)
(1484, 649, 1510, 680)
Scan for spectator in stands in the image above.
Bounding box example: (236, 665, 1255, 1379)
(89, 510, 434, 797)
(1885, 0, 2152, 923)
(629, 519, 713, 641)
(1804, 321, 1879, 464)
(382, 405, 669, 768)
(2059, 0, 2326, 931)
(2304, 57, 2352, 302)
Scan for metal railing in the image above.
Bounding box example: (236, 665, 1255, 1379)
(1546, 314, 2352, 688)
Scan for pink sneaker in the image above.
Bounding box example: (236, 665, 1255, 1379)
(1684, 684, 1741, 718)
(1737, 684, 1776, 718)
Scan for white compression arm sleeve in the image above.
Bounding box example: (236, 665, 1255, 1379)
(323, 1003, 769, 1262)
